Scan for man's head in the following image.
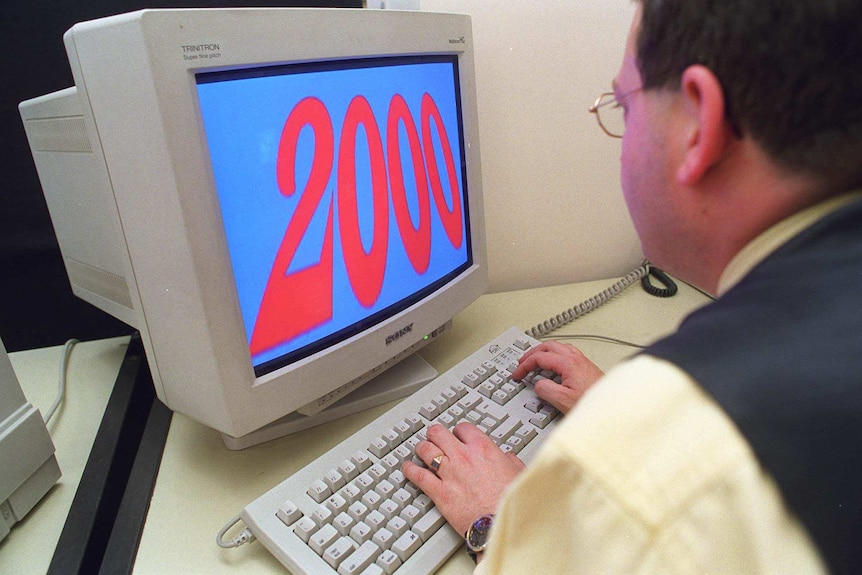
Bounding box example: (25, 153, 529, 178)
(636, 0, 862, 193)
(613, 0, 862, 292)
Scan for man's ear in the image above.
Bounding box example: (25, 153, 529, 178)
(675, 65, 735, 185)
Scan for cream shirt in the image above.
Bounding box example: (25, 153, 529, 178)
(474, 192, 862, 574)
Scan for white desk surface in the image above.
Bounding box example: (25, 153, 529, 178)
(133, 277, 710, 574)
(0, 336, 131, 575)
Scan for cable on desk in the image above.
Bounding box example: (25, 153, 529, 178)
(526, 262, 649, 339)
(44, 338, 80, 425)
(217, 515, 256, 549)
(547, 333, 646, 349)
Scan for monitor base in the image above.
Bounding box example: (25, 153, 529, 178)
(220, 353, 438, 450)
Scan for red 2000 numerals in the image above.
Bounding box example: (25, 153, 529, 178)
(249, 93, 463, 355)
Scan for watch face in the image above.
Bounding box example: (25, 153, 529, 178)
(467, 514, 494, 552)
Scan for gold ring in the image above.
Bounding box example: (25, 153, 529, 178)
(431, 454, 445, 472)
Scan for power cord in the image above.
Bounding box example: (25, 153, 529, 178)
(43, 338, 80, 425)
(217, 515, 256, 549)
(641, 266, 678, 298)
(544, 333, 646, 349)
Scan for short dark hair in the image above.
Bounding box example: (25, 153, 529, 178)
(636, 0, 862, 191)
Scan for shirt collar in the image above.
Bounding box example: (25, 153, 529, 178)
(717, 190, 862, 296)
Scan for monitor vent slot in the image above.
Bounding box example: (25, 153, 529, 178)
(25, 116, 92, 153)
(66, 258, 134, 310)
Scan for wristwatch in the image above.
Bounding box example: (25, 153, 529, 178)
(465, 514, 494, 563)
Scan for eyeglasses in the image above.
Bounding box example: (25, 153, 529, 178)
(588, 87, 642, 138)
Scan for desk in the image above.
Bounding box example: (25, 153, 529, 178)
(132, 277, 709, 574)
(0, 337, 131, 575)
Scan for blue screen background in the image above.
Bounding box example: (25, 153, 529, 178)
(196, 57, 470, 369)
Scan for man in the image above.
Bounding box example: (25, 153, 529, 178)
(403, 0, 862, 573)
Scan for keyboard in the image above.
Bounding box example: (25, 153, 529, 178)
(240, 327, 561, 575)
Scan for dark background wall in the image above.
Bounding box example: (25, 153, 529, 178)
(0, 0, 362, 352)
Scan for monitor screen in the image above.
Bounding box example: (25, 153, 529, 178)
(196, 56, 472, 376)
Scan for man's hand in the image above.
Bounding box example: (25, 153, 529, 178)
(402, 423, 525, 536)
(512, 340, 604, 414)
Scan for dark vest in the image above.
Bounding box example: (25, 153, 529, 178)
(646, 197, 862, 575)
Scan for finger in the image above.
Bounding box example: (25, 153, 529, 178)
(534, 377, 579, 414)
(512, 343, 579, 380)
(414, 439, 444, 466)
(515, 350, 579, 381)
(425, 423, 465, 453)
(451, 421, 494, 446)
(517, 341, 580, 366)
(504, 451, 526, 470)
(402, 460, 441, 497)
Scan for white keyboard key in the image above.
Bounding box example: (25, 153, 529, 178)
(413, 507, 445, 541)
(380, 453, 400, 473)
(382, 429, 401, 449)
(529, 411, 551, 429)
(324, 469, 346, 491)
(372, 527, 395, 550)
(351, 450, 372, 471)
(405, 413, 423, 432)
(341, 482, 362, 505)
(368, 437, 389, 458)
(392, 488, 412, 508)
(404, 482, 421, 498)
(392, 530, 422, 561)
(505, 435, 525, 453)
(375, 549, 402, 574)
(311, 505, 334, 528)
(461, 372, 481, 388)
(374, 480, 395, 499)
(361, 491, 382, 512)
(361, 565, 385, 575)
(325, 493, 348, 515)
(338, 460, 359, 481)
(524, 396, 543, 413)
(431, 395, 448, 412)
(515, 425, 538, 444)
(399, 504, 421, 526)
(337, 540, 380, 575)
(378, 499, 400, 521)
(388, 470, 407, 488)
(275, 500, 302, 526)
(386, 515, 409, 538)
(514, 337, 531, 351)
(477, 400, 508, 421)
(347, 501, 369, 522)
(307, 479, 331, 503)
(309, 523, 339, 555)
(393, 420, 412, 441)
(365, 510, 387, 531)
(350, 521, 373, 544)
(419, 401, 438, 420)
(324, 536, 356, 569)
(293, 516, 317, 543)
(442, 386, 460, 404)
(465, 410, 482, 425)
(490, 417, 521, 445)
(334, 512, 354, 535)
(368, 464, 387, 482)
(355, 472, 375, 491)
(412, 493, 433, 513)
(491, 389, 510, 405)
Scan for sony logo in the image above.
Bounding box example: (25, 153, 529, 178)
(385, 323, 414, 345)
(448, 36, 466, 44)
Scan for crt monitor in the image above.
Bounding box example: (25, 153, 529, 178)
(18, 8, 487, 449)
